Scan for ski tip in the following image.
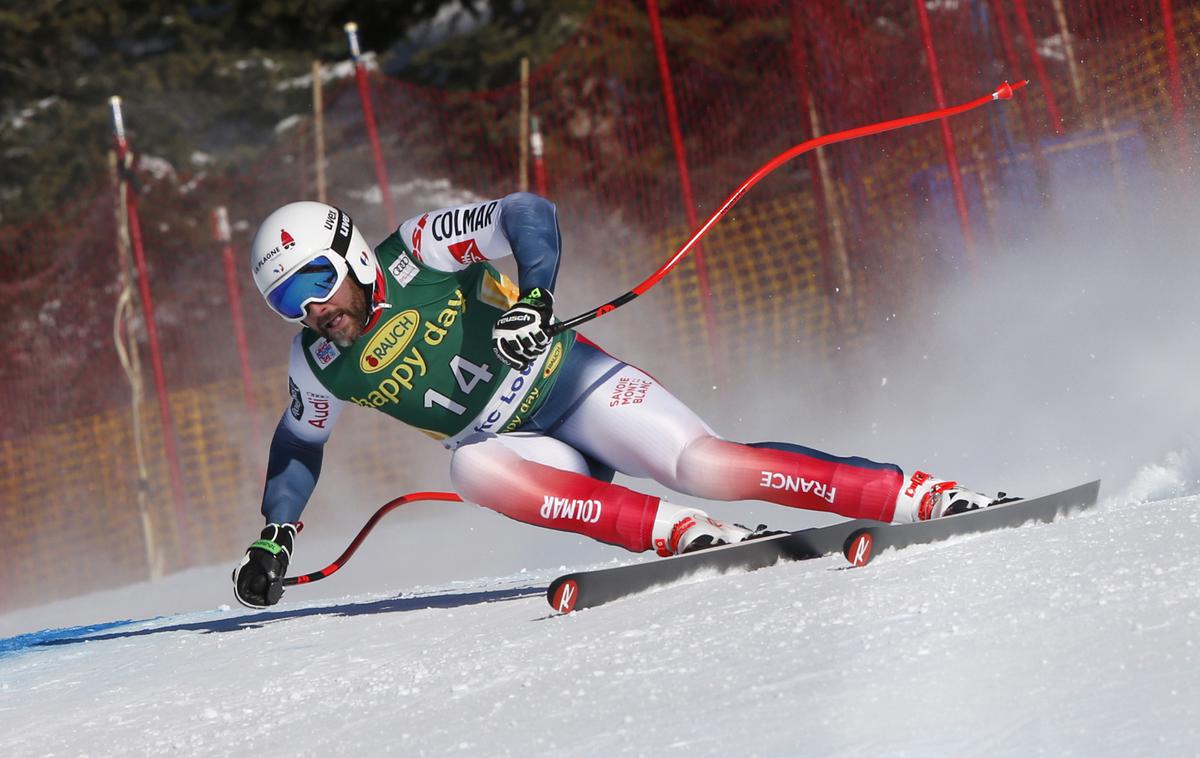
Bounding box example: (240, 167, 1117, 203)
(844, 530, 874, 567)
(1052, 479, 1101, 513)
(549, 578, 580, 614)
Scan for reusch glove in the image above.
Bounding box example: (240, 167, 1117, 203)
(491, 288, 554, 371)
(232, 523, 297, 609)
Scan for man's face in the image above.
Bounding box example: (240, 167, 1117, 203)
(302, 276, 368, 347)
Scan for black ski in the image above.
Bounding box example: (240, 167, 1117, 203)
(547, 480, 1100, 613)
(841, 479, 1099, 566)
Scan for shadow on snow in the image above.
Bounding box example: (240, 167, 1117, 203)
(1, 586, 543, 658)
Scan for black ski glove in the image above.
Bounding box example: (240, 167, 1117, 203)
(491, 288, 554, 371)
(232, 523, 297, 609)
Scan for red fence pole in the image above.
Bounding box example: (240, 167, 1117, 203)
(213, 206, 262, 450)
(645, 0, 720, 369)
(345, 22, 397, 230)
(1012, 0, 1065, 135)
(109, 97, 192, 563)
(1159, 0, 1189, 162)
(913, 0, 977, 269)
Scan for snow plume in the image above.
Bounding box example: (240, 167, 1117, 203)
(1124, 447, 1200, 503)
(773, 156, 1200, 506)
(917, 163, 1200, 501)
(656, 151, 1200, 517)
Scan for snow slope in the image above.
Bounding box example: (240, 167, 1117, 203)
(1, 490, 1197, 757)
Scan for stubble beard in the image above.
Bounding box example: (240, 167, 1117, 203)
(321, 285, 369, 348)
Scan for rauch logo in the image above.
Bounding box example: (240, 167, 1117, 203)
(359, 309, 420, 374)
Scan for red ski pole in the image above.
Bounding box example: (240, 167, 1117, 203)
(548, 80, 1027, 336)
(284, 491, 463, 586)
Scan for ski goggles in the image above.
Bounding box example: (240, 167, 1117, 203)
(264, 253, 350, 322)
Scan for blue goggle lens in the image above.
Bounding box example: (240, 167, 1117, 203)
(266, 255, 343, 320)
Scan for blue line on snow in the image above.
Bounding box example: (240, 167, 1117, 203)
(0, 619, 141, 660)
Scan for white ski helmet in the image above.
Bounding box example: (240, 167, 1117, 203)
(250, 201, 378, 321)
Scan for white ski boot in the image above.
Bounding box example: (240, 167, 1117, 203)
(894, 470, 1016, 522)
(650, 501, 759, 556)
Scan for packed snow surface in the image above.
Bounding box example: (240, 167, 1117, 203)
(1, 491, 1197, 756)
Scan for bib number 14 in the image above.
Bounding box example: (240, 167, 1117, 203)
(423, 355, 493, 415)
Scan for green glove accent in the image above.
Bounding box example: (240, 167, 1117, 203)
(519, 288, 552, 308)
(249, 539, 285, 555)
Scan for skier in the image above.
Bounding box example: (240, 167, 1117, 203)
(233, 193, 1003, 608)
